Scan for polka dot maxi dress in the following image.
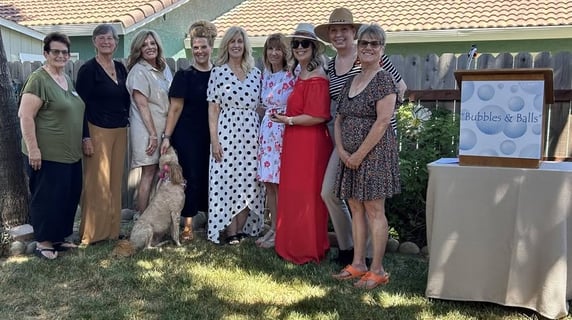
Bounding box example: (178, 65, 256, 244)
(206, 64, 265, 243)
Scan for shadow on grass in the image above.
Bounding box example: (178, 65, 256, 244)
(0, 234, 557, 319)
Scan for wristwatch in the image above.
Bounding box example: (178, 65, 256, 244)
(161, 132, 171, 139)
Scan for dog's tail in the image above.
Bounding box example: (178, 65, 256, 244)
(111, 240, 136, 257)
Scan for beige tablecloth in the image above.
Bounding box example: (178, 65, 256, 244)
(426, 160, 572, 319)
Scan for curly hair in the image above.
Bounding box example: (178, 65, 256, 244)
(188, 20, 217, 47)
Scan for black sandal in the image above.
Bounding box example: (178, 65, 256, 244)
(236, 233, 249, 241)
(225, 235, 240, 245)
(34, 247, 58, 260)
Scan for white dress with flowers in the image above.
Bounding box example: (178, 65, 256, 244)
(256, 69, 296, 183)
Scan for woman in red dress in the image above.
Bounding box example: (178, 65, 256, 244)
(271, 23, 332, 264)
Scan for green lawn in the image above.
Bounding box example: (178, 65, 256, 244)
(0, 234, 566, 319)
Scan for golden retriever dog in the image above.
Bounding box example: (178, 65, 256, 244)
(112, 147, 185, 257)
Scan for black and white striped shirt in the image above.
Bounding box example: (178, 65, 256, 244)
(328, 54, 401, 133)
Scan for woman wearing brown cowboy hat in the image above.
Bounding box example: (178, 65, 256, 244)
(315, 7, 407, 267)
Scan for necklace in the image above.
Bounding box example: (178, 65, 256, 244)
(96, 55, 117, 79)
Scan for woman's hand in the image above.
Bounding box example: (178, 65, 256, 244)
(146, 135, 158, 156)
(345, 152, 364, 170)
(212, 142, 223, 163)
(160, 138, 170, 155)
(28, 147, 42, 171)
(269, 113, 286, 123)
(82, 138, 94, 156)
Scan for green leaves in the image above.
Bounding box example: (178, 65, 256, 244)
(387, 102, 459, 245)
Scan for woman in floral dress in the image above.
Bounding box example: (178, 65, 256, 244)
(255, 34, 295, 248)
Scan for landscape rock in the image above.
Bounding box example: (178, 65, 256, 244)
(10, 241, 26, 256)
(8, 224, 34, 241)
(26, 241, 37, 255)
(399, 241, 420, 255)
(386, 238, 400, 253)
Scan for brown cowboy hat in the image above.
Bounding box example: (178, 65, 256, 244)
(314, 7, 363, 42)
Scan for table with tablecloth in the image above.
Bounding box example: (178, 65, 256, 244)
(425, 159, 572, 319)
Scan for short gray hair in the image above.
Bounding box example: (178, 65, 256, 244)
(357, 23, 386, 45)
(92, 24, 119, 41)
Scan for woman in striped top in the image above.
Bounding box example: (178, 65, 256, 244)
(315, 7, 407, 266)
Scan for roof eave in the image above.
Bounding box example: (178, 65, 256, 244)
(386, 25, 572, 43)
(124, 0, 190, 34)
(29, 23, 125, 37)
(26, 0, 190, 36)
(0, 17, 45, 40)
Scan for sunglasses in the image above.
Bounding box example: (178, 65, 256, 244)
(48, 49, 70, 56)
(357, 40, 383, 49)
(291, 39, 313, 49)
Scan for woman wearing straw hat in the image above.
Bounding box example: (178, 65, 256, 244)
(315, 7, 407, 266)
(270, 23, 332, 264)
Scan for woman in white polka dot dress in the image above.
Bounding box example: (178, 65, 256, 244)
(207, 26, 265, 244)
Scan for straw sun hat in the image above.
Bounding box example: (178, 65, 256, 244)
(314, 7, 364, 42)
(287, 23, 326, 53)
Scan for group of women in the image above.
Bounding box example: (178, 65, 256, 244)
(18, 7, 403, 290)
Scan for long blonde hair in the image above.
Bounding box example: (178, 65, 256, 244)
(127, 30, 166, 71)
(215, 26, 254, 73)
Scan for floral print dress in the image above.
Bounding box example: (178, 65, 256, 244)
(256, 69, 296, 183)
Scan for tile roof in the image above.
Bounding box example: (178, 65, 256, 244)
(212, 0, 572, 37)
(0, 0, 183, 28)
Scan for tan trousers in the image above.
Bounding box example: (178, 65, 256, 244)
(80, 124, 127, 244)
(321, 150, 373, 257)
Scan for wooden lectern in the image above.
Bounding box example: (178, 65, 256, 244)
(455, 69, 554, 168)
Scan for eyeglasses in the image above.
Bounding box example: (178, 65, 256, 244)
(48, 49, 70, 56)
(291, 39, 312, 49)
(357, 40, 383, 49)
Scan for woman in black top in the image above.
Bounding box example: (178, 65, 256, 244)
(76, 24, 130, 245)
(160, 20, 217, 241)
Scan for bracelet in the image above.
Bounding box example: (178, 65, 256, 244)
(287, 117, 294, 126)
(149, 135, 158, 140)
(82, 137, 91, 142)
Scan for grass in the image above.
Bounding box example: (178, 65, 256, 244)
(0, 233, 565, 320)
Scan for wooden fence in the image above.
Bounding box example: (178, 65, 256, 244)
(7, 51, 572, 208)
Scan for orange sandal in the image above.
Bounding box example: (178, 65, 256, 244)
(354, 271, 390, 289)
(332, 265, 367, 280)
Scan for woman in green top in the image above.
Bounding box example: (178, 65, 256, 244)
(18, 32, 85, 260)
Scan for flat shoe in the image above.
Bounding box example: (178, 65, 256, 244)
(332, 265, 367, 280)
(34, 247, 58, 260)
(354, 271, 390, 289)
(258, 232, 275, 249)
(255, 230, 274, 246)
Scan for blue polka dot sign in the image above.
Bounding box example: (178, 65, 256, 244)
(455, 69, 554, 168)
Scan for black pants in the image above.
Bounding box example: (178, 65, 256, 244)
(26, 157, 82, 243)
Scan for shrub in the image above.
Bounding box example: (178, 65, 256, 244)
(387, 102, 459, 246)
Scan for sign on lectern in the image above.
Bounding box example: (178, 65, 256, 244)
(454, 69, 554, 168)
